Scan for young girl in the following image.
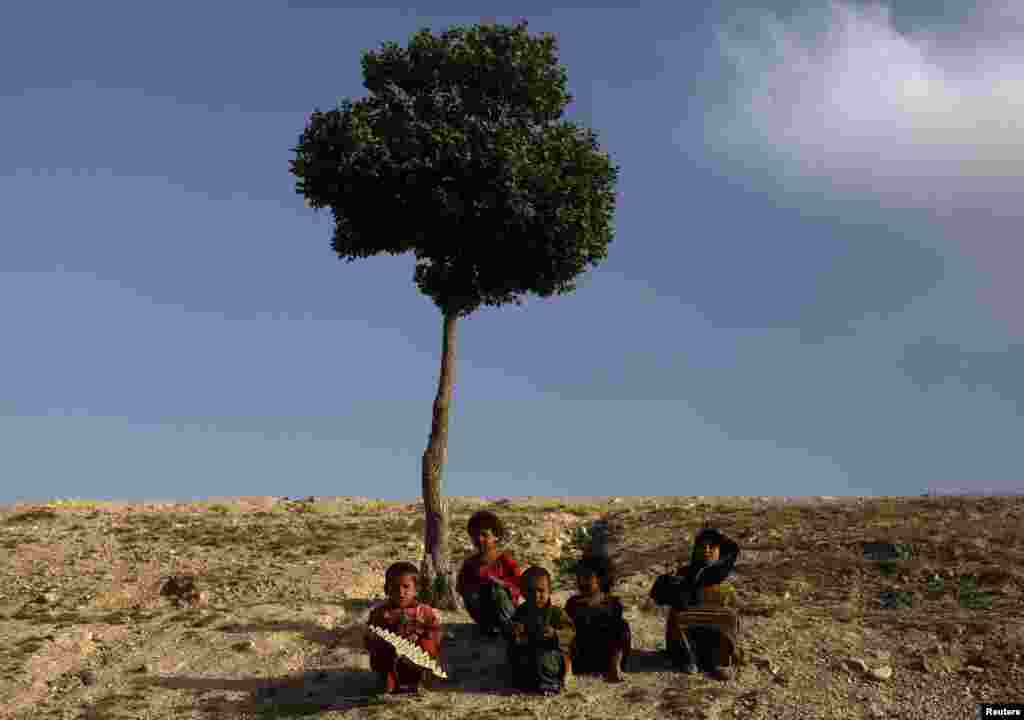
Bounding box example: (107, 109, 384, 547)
(649, 527, 741, 681)
(564, 554, 632, 682)
(365, 561, 444, 694)
(456, 510, 523, 638)
(506, 566, 576, 696)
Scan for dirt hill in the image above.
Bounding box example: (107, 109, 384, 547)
(1, 494, 1021, 719)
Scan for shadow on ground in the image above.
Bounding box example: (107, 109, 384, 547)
(136, 667, 385, 717)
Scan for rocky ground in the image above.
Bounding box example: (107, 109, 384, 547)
(1, 493, 1022, 719)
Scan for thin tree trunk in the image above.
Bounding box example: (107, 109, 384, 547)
(419, 309, 461, 611)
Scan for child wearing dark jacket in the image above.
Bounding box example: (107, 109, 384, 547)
(649, 527, 741, 681)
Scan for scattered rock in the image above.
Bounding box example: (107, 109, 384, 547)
(842, 658, 869, 674)
(868, 665, 893, 681)
(232, 640, 257, 652)
(751, 654, 781, 675)
(130, 663, 151, 674)
(78, 669, 97, 686)
(160, 574, 206, 607)
(879, 589, 912, 609)
(913, 651, 963, 674)
(862, 542, 900, 561)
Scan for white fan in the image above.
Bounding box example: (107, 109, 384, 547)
(367, 625, 448, 679)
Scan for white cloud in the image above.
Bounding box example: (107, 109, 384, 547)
(707, 1, 1024, 333)
(709, 1, 1024, 206)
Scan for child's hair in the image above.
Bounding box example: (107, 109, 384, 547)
(694, 528, 724, 549)
(384, 561, 420, 593)
(574, 554, 615, 593)
(520, 566, 552, 590)
(467, 510, 506, 542)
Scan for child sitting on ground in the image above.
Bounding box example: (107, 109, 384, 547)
(649, 527, 741, 682)
(456, 510, 524, 639)
(506, 566, 576, 696)
(564, 554, 632, 683)
(365, 561, 444, 694)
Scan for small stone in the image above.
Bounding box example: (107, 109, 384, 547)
(78, 669, 98, 686)
(868, 665, 893, 681)
(131, 663, 151, 674)
(232, 640, 256, 652)
(842, 657, 869, 674)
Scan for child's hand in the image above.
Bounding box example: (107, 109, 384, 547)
(511, 622, 526, 643)
(543, 627, 556, 640)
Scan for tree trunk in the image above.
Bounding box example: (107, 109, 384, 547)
(419, 309, 461, 612)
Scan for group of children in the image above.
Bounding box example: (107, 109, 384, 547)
(364, 509, 741, 696)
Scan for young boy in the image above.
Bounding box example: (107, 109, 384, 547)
(649, 527, 741, 681)
(506, 567, 576, 696)
(565, 554, 632, 682)
(365, 561, 444, 694)
(456, 510, 523, 639)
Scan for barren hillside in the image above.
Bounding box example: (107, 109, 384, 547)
(1, 494, 1021, 719)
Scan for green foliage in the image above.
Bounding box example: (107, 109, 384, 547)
(957, 575, 993, 610)
(876, 545, 911, 575)
(551, 524, 595, 587)
(417, 569, 451, 605)
(890, 590, 914, 608)
(290, 20, 620, 317)
(570, 525, 593, 551)
(877, 560, 898, 576)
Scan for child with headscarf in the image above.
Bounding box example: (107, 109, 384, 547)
(649, 527, 741, 681)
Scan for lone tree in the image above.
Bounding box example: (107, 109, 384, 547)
(289, 20, 620, 611)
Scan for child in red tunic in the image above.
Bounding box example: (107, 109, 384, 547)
(565, 554, 632, 682)
(456, 510, 523, 639)
(364, 561, 444, 694)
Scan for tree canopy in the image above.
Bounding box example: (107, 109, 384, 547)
(289, 20, 620, 317)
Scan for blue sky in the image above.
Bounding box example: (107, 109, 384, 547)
(2, 1, 1022, 504)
